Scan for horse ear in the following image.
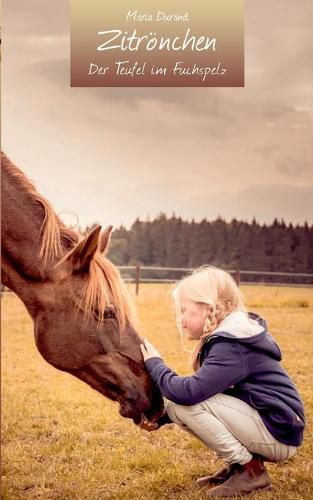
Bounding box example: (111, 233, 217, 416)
(99, 225, 113, 255)
(67, 225, 102, 272)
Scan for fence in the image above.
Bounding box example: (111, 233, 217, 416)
(117, 266, 313, 295)
(2, 267, 312, 296)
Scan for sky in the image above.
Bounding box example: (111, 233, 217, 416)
(2, 1, 313, 229)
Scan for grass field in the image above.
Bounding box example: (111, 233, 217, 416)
(2, 285, 313, 499)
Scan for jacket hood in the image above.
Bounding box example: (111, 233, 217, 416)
(207, 311, 282, 361)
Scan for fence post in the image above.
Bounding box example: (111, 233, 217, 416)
(235, 269, 240, 287)
(135, 265, 141, 296)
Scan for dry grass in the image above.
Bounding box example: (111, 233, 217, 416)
(1, 285, 313, 499)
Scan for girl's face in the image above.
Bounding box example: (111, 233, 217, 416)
(179, 297, 207, 340)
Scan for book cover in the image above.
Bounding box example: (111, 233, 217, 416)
(1, 1, 312, 499)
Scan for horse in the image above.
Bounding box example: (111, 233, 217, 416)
(1, 151, 164, 425)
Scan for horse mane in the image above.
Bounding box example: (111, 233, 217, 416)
(1, 152, 79, 262)
(1, 151, 136, 333)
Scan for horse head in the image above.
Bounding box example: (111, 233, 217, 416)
(1, 153, 164, 425)
(33, 225, 164, 424)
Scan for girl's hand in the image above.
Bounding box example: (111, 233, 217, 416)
(140, 339, 162, 361)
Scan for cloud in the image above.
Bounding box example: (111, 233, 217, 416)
(178, 184, 313, 225)
(276, 158, 313, 177)
(3, 0, 68, 35)
(3, 0, 313, 227)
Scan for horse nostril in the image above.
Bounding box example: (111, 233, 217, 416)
(119, 406, 130, 418)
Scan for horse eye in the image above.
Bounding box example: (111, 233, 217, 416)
(93, 306, 116, 322)
(103, 306, 117, 319)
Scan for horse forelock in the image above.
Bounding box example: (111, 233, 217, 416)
(80, 253, 138, 334)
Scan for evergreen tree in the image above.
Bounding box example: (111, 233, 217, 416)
(83, 217, 312, 276)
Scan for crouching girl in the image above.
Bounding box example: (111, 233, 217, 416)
(140, 266, 305, 497)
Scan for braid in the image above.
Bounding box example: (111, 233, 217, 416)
(192, 304, 219, 372)
(216, 299, 233, 322)
(202, 304, 218, 335)
(192, 300, 233, 371)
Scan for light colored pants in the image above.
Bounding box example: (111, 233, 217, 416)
(165, 394, 298, 465)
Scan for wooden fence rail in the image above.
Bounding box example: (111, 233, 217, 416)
(2, 267, 312, 296)
(117, 266, 313, 295)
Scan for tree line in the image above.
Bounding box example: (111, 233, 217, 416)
(85, 214, 313, 274)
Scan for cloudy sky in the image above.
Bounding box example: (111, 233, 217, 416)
(2, 0, 313, 229)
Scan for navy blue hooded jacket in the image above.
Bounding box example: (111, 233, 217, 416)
(145, 312, 305, 447)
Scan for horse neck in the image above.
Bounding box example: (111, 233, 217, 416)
(1, 159, 66, 313)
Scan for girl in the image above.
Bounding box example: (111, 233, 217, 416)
(140, 266, 305, 497)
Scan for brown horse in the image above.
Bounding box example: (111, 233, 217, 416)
(1, 152, 163, 425)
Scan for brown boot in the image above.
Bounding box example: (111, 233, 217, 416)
(196, 463, 240, 486)
(207, 456, 272, 497)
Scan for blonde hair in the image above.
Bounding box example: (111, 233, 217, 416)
(172, 266, 245, 370)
